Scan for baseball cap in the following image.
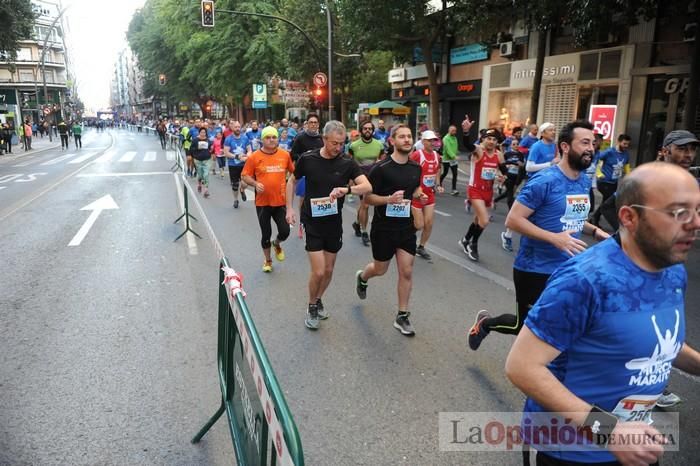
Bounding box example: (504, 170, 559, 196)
(421, 130, 438, 140)
(538, 122, 555, 137)
(261, 126, 278, 139)
(663, 130, 699, 147)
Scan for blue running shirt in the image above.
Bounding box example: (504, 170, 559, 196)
(522, 238, 687, 462)
(598, 147, 629, 183)
(514, 166, 592, 274)
(223, 134, 250, 167)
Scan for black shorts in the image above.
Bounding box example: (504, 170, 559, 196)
(370, 227, 416, 262)
(228, 165, 243, 189)
(303, 221, 343, 253)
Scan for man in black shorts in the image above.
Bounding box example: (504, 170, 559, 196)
(285, 120, 371, 330)
(355, 124, 427, 336)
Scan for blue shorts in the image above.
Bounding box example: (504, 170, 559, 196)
(295, 176, 306, 197)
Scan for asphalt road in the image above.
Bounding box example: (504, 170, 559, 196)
(1, 128, 697, 465)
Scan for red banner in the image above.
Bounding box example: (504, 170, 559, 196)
(588, 105, 617, 141)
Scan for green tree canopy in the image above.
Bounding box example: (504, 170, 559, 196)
(0, 0, 38, 61)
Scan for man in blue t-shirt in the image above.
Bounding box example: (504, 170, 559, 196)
(518, 124, 539, 157)
(590, 134, 632, 226)
(373, 119, 390, 145)
(223, 120, 252, 208)
(525, 122, 559, 177)
(468, 120, 608, 351)
(505, 162, 700, 465)
(246, 120, 263, 151)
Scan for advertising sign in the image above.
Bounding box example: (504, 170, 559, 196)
(588, 105, 617, 141)
(252, 83, 267, 109)
(450, 44, 489, 64)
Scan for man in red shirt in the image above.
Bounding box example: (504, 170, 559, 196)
(410, 130, 443, 261)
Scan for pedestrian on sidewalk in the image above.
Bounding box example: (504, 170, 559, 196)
(72, 121, 82, 149)
(188, 127, 212, 198)
(23, 120, 33, 150)
(58, 120, 69, 150)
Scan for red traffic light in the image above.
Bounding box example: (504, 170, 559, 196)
(201, 0, 214, 27)
(315, 88, 322, 96)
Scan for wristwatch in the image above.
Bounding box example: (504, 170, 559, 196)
(346, 183, 352, 194)
(583, 405, 618, 447)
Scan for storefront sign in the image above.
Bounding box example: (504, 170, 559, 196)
(509, 55, 579, 88)
(414, 46, 442, 64)
(281, 89, 309, 104)
(440, 80, 482, 98)
(406, 64, 429, 80)
(664, 77, 689, 94)
(389, 68, 406, 83)
(450, 44, 489, 65)
(589, 105, 617, 141)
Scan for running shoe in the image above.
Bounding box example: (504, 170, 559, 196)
(468, 310, 491, 350)
(240, 189, 247, 202)
(458, 237, 469, 255)
(273, 240, 285, 261)
(466, 242, 479, 261)
(262, 260, 273, 273)
(501, 232, 513, 252)
(316, 298, 328, 320)
(656, 390, 682, 408)
(416, 245, 432, 261)
(197, 183, 202, 193)
(355, 270, 367, 300)
(233, 200, 239, 209)
(451, 190, 459, 196)
(361, 232, 370, 246)
(305, 304, 320, 330)
(394, 312, 415, 336)
(352, 221, 361, 237)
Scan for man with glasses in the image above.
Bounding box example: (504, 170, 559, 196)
(349, 119, 385, 246)
(505, 162, 700, 465)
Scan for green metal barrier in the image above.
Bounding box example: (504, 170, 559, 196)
(192, 259, 304, 466)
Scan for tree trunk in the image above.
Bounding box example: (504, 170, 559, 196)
(682, 6, 700, 130)
(529, 28, 548, 125)
(340, 88, 348, 127)
(422, 39, 441, 132)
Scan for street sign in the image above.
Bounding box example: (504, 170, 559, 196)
(313, 72, 327, 87)
(588, 105, 617, 142)
(252, 83, 267, 109)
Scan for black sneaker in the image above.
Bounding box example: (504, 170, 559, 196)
(466, 242, 479, 261)
(240, 189, 247, 202)
(305, 304, 320, 330)
(393, 312, 415, 336)
(352, 221, 361, 237)
(361, 232, 370, 246)
(355, 270, 367, 299)
(233, 200, 239, 209)
(316, 298, 328, 320)
(468, 310, 491, 350)
(458, 237, 469, 255)
(416, 245, 432, 261)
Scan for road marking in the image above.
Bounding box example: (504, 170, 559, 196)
(40, 153, 76, 165)
(77, 171, 172, 177)
(67, 152, 99, 164)
(166, 151, 176, 161)
(0, 186, 6, 190)
(95, 150, 117, 162)
(118, 151, 137, 162)
(144, 151, 157, 162)
(14, 173, 47, 182)
(434, 209, 452, 217)
(0, 174, 23, 183)
(68, 195, 119, 246)
(173, 173, 198, 256)
(13, 160, 36, 167)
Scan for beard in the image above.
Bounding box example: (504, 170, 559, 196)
(634, 215, 686, 268)
(567, 147, 593, 172)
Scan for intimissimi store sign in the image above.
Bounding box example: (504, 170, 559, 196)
(510, 55, 579, 88)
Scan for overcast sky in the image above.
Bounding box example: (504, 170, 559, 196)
(63, 0, 145, 110)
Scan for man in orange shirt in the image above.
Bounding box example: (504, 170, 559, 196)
(242, 126, 295, 272)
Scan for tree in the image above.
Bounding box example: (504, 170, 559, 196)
(0, 0, 38, 62)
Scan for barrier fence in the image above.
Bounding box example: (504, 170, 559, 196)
(166, 136, 305, 465)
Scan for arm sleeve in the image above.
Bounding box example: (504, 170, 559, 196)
(526, 159, 552, 173)
(525, 265, 597, 352)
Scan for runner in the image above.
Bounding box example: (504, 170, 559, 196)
(355, 124, 427, 336)
(496, 138, 524, 252)
(241, 126, 295, 273)
(246, 120, 262, 151)
(525, 122, 559, 177)
(285, 120, 371, 330)
(72, 121, 82, 149)
(458, 128, 506, 262)
(349, 119, 385, 246)
(468, 120, 609, 350)
(188, 127, 213, 198)
(505, 162, 700, 465)
(290, 113, 324, 236)
(440, 124, 460, 195)
(590, 134, 632, 226)
(211, 131, 225, 177)
(223, 120, 251, 209)
(410, 130, 443, 261)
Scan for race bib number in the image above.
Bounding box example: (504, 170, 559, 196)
(422, 174, 436, 188)
(612, 165, 623, 180)
(310, 196, 338, 217)
(386, 199, 411, 218)
(611, 394, 660, 424)
(507, 165, 520, 175)
(198, 141, 208, 150)
(560, 194, 590, 232)
(481, 166, 497, 181)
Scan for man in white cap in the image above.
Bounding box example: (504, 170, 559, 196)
(525, 122, 559, 178)
(410, 129, 444, 260)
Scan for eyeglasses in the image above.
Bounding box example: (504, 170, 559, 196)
(630, 204, 700, 224)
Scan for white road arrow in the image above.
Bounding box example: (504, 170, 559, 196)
(68, 195, 119, 246)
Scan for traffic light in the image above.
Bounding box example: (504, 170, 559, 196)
(158, 74, 166, 85)
(201, 0, 214, 27)
(314, 86, 324, 106)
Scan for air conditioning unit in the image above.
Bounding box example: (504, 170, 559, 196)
(499, 41, 514, 57)
(684, 22, 697, 42)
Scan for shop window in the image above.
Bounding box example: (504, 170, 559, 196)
(599, 50, 621, 79)
(490, 63, 511, 88)
(579, 53, 598, 81)
(544, 84, 577, 137)
(576, 86, 619, 120)
(487, 90, 532, 131)
(18, 69, 35, 82)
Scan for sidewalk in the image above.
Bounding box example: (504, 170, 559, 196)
(0, 134, 61, 162)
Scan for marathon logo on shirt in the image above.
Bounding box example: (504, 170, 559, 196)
(625, 310, 682, 387)
(265, 165, 286, 173)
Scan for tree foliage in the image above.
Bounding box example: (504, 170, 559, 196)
(0, 0, 38, 61)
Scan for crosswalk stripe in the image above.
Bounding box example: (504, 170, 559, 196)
(40, 153, 76, 166)
(96, 150, 117, 162)
(67, 152, 99, 164)
(144, 151, 157, 162)
(166, 150, 176, 161)
(118, 151, 137, 162)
